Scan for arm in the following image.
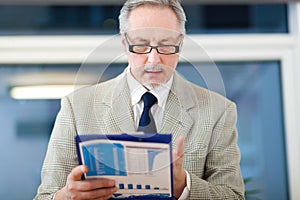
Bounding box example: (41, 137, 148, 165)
(34, 96, 118, 200)
(188, 102, 245, 200)
(34, 96, 78, 200)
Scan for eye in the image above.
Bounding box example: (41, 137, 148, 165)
(132, 45, 151, 53)
(157, 45, 178, 55)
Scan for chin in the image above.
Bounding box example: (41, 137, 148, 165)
(142, 81, 161, 90)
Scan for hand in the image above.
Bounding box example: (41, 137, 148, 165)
(172, 135, 187, 199)
(55, 165, 118, 200)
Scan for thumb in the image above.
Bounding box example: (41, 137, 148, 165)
(175, 135, 185, 157)
(68, 165, 88, 181)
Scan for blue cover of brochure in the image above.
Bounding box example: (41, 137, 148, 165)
(75, 133, 173, 200)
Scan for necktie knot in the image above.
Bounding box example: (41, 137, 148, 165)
(142, 92, 157, 108)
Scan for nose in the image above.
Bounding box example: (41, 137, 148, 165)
(147, 48, 161, 64)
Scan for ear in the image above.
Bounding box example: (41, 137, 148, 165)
(121, 33, 127, 52)
(179, 34, 184, 53)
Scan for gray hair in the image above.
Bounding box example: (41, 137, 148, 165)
(119, 0, 186, 34)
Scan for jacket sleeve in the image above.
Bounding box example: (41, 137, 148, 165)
(188, 102, 245, 200)
(34, 96, 78, 200)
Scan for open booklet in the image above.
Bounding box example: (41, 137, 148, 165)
(75, 133, 174, 200)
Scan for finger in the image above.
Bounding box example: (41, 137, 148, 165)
(101, 190, 119, 200)
(68, 165, 88, 181)
(78, 178, 116, 191)
(175, 135, 185, 157)
(75, 186, 118, 200)
(97, 187, 119, 200)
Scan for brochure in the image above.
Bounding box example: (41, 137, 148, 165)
(75, 133, 174, 200)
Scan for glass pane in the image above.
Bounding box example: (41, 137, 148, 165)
(0, 64, 77, 199)
(185, 4, 288, 34)
(0, 6, 121, 35)
(0, 4, 287, 35)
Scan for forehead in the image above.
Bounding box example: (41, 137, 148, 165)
(127, 5, 180, 33)
(126, 28, 181, 43)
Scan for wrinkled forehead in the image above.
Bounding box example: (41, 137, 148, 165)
(126, 28, 182, 43)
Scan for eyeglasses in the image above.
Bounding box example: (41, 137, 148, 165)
(124, 33, 182, 55)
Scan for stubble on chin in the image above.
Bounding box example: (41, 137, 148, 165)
(130, 64, 174, 89)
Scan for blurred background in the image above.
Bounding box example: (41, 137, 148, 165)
(0, 0, 300, 199)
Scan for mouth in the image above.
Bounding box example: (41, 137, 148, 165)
(144, 69, 163, 73)
(144, 70, 164, 78)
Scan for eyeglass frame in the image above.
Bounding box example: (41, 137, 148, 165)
(124, 33, 183, 55)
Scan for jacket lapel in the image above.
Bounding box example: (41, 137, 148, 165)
(110, 92, 136, 133)
(98, 71, 136, 133)
(160, 72, 195, 140)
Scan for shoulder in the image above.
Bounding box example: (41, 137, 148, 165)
(65, 72, 125, 102)
(173, 72, 235, 110)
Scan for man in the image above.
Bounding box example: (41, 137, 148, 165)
(34, 0, 245, 199)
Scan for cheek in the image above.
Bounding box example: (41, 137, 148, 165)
(127, 54, 147, 68)
(162, 55, 179, 69)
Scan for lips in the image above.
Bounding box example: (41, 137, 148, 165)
(144, 69, 163, 73)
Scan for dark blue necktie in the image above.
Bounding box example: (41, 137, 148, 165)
(138, 92, 157, 133)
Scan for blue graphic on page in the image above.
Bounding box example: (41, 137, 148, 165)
(148, 150, 162, 171)
(82, 143, 127, 176)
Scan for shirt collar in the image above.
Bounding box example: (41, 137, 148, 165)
(126, 67, 173, 107)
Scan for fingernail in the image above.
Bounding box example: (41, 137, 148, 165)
(109, 180, 115, 185)
(82, 166, 88, 172)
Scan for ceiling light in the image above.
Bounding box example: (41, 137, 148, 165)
(10, 85, 86, 100)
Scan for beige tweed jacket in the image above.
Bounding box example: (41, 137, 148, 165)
(34, 70, 245, 200)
